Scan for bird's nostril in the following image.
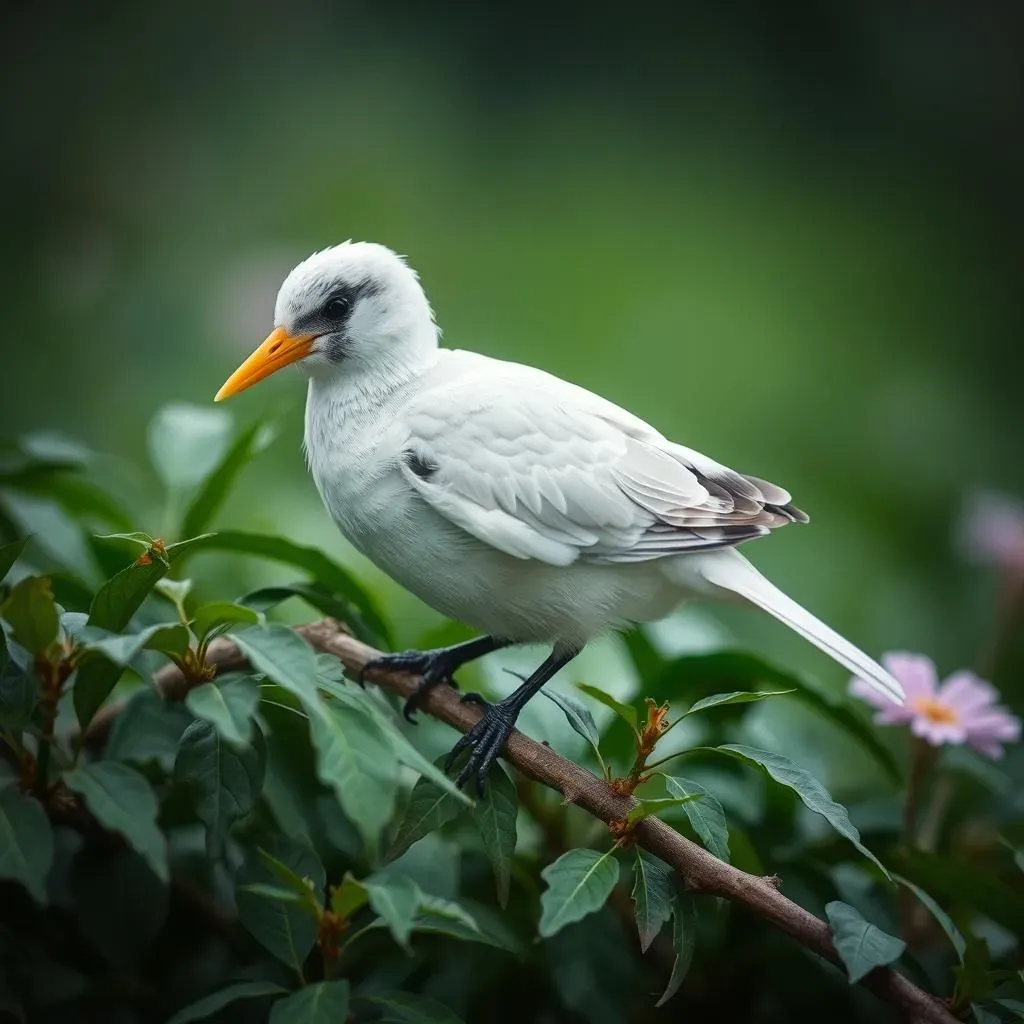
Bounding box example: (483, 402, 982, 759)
(269, 342, 281, 353)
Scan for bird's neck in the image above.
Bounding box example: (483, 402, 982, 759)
(306, 344, 438, 427)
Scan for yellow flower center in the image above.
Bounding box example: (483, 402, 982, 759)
(911, 697, 960, 726)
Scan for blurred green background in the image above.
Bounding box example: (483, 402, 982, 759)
(4, 0, 1024, 690)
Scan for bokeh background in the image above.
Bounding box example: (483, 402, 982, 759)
(4, 0, 1024, 710)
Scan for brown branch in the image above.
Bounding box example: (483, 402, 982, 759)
(87, 618, 957, 1024)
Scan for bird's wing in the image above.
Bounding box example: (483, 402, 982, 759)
(394, 357, 806, 567)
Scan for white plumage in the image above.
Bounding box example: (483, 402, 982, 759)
(217, 241, 903, 786)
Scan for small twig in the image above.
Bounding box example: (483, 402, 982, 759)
(87, 618, 957, 1024)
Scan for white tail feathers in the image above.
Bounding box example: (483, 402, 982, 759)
(694, 550, 905, 705)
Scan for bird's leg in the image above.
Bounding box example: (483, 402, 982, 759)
(445, 644, 581, 794)
(360, 635, 513, 722)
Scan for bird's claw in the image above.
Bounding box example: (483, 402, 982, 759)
(402, 676, 458, 723)
(358, 649, 459, 721)
(444, 699, 517, 795)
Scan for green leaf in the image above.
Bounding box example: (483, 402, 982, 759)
(73, 659, 124, 731)
(995, 999, 1024, 1020)
(411, 896, 517, 952)
(238, 883, 309, 905)
(87, 535, 209, 633)
(307, 698, 400, 854)
(106, 686, 193, 767)
(236, 837, 324, 970)
(269, 981, 349, 1024)
(155, 576, 193, 605)
(0, 537, 29, 582)
(8, 466, 132, 533)
(891, 848, 1024, 938)
(2, 492, 97, 582)
(0, 665, 38, 730)
(181, 418, 276, 539)
(63, 762, 167, 882)
(894, 874, 966, 961)
(19, 430, 93, 466)
(825, 900, 906, 984)
(657, 890, 697, 1007)
(539, 848, 620, 938)
(0, 788, 53, 903)
(363, 873, 421, 950)
(330, 872, 370, 920)
(87, 549, 167, 633)
(96, 531, 155, 550)
(191, 601, 260, 644)
(955, 937, 999, 1006)
(144, 623, 192, 658)
(166, 982, 287, 1024)
(389, 767, 468, 860)
(576, 683, 638, 732)
(359, 992, 465, 1023)
(472, 761, 518, 907)
(714, 745, 890, 880)
(315, 673, 473, 808)
(174, 720, 266, 857)
(684, 689, 794, 715)
(241, 581, 384, 648)
(542, 688, 604, 764)
(148, 403, 233, 494)
(257, 847, 324, 915)
(626, 795, 698, 827)
(74, 622, 171, 667)
(663, 776, 731, 863)
(232, 625, 319, 703)
(180, 531, 391, 646)
(632, 850, 675, 952)
(185, 675, 260, 747)
(2, 576, 58, 655)
(648, 651, 901, 783)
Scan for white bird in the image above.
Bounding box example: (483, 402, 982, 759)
(215, 241, 904, 790)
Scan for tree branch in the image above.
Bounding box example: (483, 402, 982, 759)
(86, 618, 957, 1024)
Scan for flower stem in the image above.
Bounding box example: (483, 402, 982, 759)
(899, 737, 939, 943)
(902, 737, 936, 845)
(916, 774, 954, 853)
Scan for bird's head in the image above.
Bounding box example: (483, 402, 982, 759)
(215, 241, 437, 401)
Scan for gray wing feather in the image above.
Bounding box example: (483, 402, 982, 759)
(397, 369, 807, 567)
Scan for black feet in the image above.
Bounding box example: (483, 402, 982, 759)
(359, 649, 459, 722)
(444, 696, 519, 795)
(441, 643, 582, 793)
(359, 636, 512, 723)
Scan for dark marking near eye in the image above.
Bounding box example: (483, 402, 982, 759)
(292, 276, 384, 337)
(403, 449, 439, 480)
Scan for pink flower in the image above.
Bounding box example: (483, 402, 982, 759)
(960, 491, 1024, 576)
(850, 653, 1021, 759)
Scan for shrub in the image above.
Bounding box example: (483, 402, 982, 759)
(0, 406, 1020, 1024)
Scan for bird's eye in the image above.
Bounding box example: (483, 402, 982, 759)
(324, 295, 350, 320)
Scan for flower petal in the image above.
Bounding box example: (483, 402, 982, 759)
(937, 671, 998, 715)
(968, 737, 1007, 759)
(850, 676, 897, 710)
(960, 490, 1024, 574)
(910, 716, 966, 746)
(963, 708, 1022, 742)
(880, 652, 938, 702)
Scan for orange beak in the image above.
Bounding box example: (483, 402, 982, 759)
(214, 326, 318, 401)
